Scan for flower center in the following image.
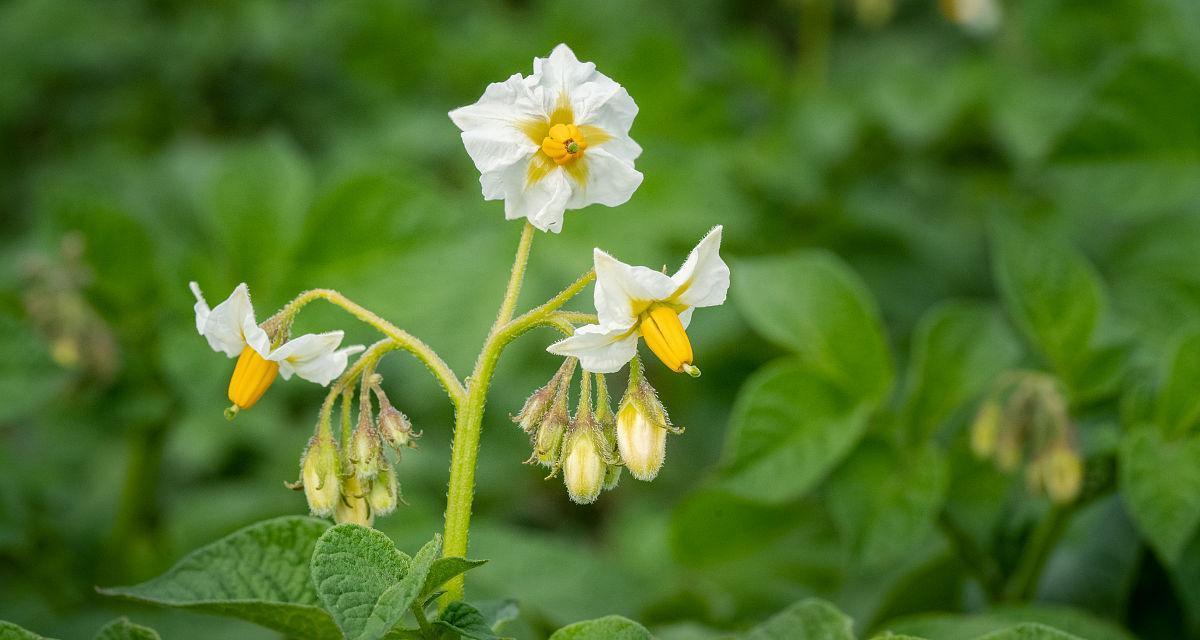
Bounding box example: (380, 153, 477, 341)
(540, 123, 588, 166)
(638, 304, 698, 376)
(228, 345, 279, 410)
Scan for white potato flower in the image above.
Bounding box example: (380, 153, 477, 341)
(449, 43, 643, 233)
(547, 226, 729, 374)
(190, 282, 364, 410)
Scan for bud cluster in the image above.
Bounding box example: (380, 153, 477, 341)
(514, 355, 680, 504)
(292, 369, 418, 525)
(969, 372, 1083, 504)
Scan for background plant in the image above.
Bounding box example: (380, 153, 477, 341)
(2, 0, 1199, 638)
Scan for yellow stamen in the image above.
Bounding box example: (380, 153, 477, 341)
(228, 345, 279, 410)
(639, 305, 694, 374)
(541, 123, 588, 166)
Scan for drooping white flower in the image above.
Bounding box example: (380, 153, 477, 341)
(547, 226, 729, 374)
(449, 43, 643, 233)
(190, 282, 364, 410)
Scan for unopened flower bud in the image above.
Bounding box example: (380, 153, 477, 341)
(515, 385, 556, 435)
(376, 405, 418, 451)
(300, 434, 340, 517)
(994, 422, 1022, 472)
(534, 417, 567, 467)
(368, 462, 400, 516)
(970, 401, 1001, 459)
(350, 420, 382, 481)
(616, 375, 673, 481)
(1042, 444, 1082, 504)
(335, 475, 373, 526)
(562, 426, 605, 504)
(603, 463, 622, 491)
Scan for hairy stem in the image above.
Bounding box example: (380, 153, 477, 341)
(1004, 505, 1072, 601)
(275, 290, 466, 407)
(440, 232, 595, 606)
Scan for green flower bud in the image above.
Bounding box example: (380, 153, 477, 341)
(1042, 444, 1082, 504)
(350, 419, 382, 481)
(562, 425, 605, 504)
(534, 414, 567, 467)
(970, 401, 1001, 459)
(335, 475, 373, 527)
(300, 434, 340, 518)
(515, 384, 556, 435)
(378, 405, 418, 452)
(603, 463, 623, 491)
(368, 462, 400, 516)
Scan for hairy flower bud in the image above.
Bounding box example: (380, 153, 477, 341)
(970, 401, 1001, 459)
(300, 434, 340, 517)
(534, 415, 567, 467)
(603, 463, 622, 491)
(335, 475, 373, 527)
(350, 419, 382, 481)
(562, 426, 605, 505)
(368, 462, 400, 516)
(616, 373, 673, 481)
(515, 385, 556, 435)
(377, 405, 414, 448)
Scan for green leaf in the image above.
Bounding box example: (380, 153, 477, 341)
(421, 556, 488, 601)
(900, 303, 1022, 441)
(743, 598, 854, 640)
(879, 604, 1137, 640)
(0, 313, 63, 422)
(1119, 427, 1200, 562)
(93, 618, 161, 640)
(548, 615, 655, 640)
(1156, 331, 1200, 436)
(1048, 57, 1200, 218)
(826, 443, 948, 569)
(99, 516, 339, 640)
(310, 525, 440, 640)
(473, 599, 520, 632)
(0, 621, 53, 640)
(719, 359, 873, 503)
(734, 251, 893, 402)
(669, 488, 799, 566)
(434, 601, 514, 640)
(972, 625, 1082, 640)
(991, 225, 1103, 393)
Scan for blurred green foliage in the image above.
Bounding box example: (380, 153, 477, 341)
(2, 0, 1200, 638)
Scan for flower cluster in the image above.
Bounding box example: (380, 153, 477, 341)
(297, 372, 417, 526)
(187, 43, 728, 526)
(970, 371, 1083, 504)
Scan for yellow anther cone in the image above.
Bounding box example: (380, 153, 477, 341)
(640, 306, 695, 374)
(227, 346, 279, 410)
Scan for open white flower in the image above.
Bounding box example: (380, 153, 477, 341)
(547, 226, 729, 374)
(449, 43, 643, 233)
(190, 282, 364, 411)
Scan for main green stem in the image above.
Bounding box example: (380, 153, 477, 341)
(441, 224, 595, 605)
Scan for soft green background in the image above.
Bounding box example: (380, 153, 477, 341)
(2, 0, 1199, 638)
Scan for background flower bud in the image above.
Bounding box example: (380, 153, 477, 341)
(970, 401, 1001, 458)
(562, 428, 604, 504)
(534, 417, 566, 467)
(335, 475, 373, 526)
(603, 463, 622, 491)
(1042, 445, 1083, 504)
(300, 435, 340, 517)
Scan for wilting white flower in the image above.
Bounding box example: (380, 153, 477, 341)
(449, 43, 643, 233)
(547, 226, 729, 374)
(190, 282, 363, 410)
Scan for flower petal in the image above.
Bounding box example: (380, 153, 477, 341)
(566, 147, 643, 209)
(484, 165, 574, 233)
(449, 72, 544, 131)
(189, 281, 210, 335)
(195, 283, 257, 358)
(669, 226, 730, 309)
(547, 323, 640, 374)
(593, 249, 676, 326)
(460, 127, 538, 174)
(269, 331, 363, 385)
